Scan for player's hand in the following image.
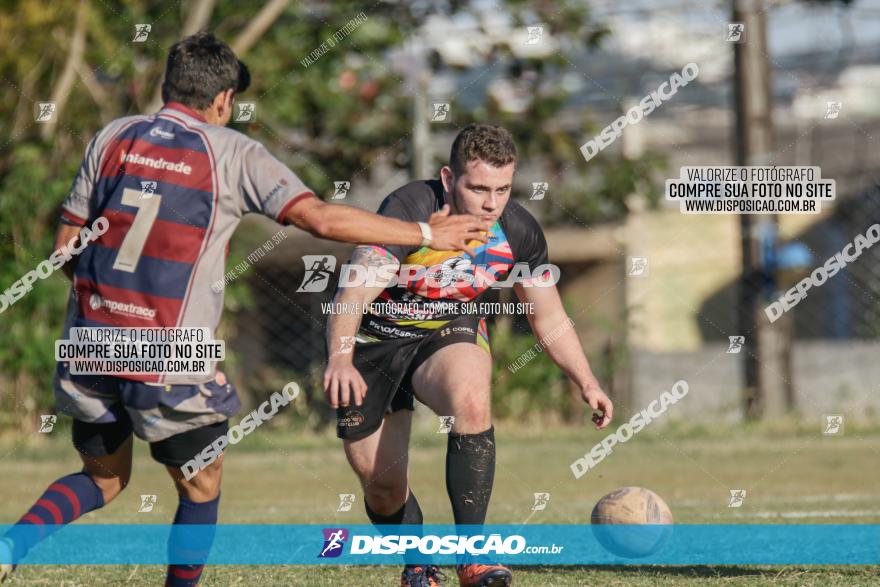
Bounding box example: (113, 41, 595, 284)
(427, 204, 490, 257)
(323, 358, 368, 409)
(582, 382, 613, 430)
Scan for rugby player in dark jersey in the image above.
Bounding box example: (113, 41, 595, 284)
(324, 124, 613, 587)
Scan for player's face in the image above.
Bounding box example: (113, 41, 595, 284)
(441, 159, 515, 224)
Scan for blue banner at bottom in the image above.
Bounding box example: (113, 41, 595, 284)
(1, 524, 877, 565)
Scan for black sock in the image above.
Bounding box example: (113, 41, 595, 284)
(365, 491, 425, 566)
(446, 426, 496, 525)
(364, 490, 423, 525)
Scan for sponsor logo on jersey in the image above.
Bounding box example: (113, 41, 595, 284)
(88, 294, 157, 319)
(426, 257, 475, 287)
(263, 180, 291, 209)
(149, 127, 175, 140)
(439, 326, 474, 337)
(119, 150, 193, 175)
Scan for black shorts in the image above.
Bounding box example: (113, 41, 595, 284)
(73, 418, 230, 467)
(336, 315, 489, 441)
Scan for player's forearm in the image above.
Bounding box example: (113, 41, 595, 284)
(325, 205, 425, 245)
(290, 199, 423, 246)
(53, 223, 85, 281)
(325, 292, 366, 363)
(326, 283, 374, 359)
(326, 246, 399, 362)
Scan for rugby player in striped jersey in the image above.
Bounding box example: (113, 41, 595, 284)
(0, 32, 486, 586)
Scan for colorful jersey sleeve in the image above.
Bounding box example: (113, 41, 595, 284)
(373, 181, 440, 262)
(500, 200, 550, 270)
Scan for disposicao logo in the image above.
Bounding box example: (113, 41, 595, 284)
(319, 528, 349, 558)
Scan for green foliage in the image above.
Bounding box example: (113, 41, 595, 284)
(489, 319, 568, 421)
(0, 144, 81, 425)
(0, 0, 658, 424)
(541, 151, 667, 226)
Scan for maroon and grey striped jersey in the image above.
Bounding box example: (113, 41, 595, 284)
(60, 102, 314, 384)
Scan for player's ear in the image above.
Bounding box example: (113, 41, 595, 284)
(440, 165, 455, 193)
(219, 89, 235, 118)
(206, 89, 234, 124)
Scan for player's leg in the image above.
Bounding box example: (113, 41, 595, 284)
(411, 336, 512, 587)
(126, 373, 239, 587)
(80, 432, 134, 503)
(411, 341, 495, 526)
(344, 411, 446, 586)
(336, 336, 445, 585)
(344, 410, 415, 523)
(152, 421, 228, 587)
(0, 418, 133, 579)
(1, 367, 134, 580)
(338, 336, 425, 524)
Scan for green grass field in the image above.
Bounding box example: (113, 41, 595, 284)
(1, 419, 878, 585)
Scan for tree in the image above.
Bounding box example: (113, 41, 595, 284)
(0, 0, 661, 425)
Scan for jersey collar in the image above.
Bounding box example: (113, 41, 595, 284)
(162, 102, 208, 123)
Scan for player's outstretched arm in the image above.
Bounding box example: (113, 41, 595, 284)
(323, 246, 399, 409)
(285, 199, 487, 254)
(514, 283, 613, 429)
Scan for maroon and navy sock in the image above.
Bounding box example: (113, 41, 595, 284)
(4, 472, 105, 563)
(165, 494, 219, 587)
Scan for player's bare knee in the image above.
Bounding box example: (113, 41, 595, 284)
(114, 469, 132, 495)
(82, 463, 131, 504)
(362, 466, 407, 501)
(178, 476, 221, 503)
(87, 472, 128, 504)
(79, 436, 133, 504)
(172, 455, 222, 502)
(453, 400, 491, 433)
(346, 453, 378, 484)
(364, 477, 407, 512)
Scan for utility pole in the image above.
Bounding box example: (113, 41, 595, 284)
(413, 71, 432, 180)
(402, 38, 433, 181)
(732, 0, 784, 419)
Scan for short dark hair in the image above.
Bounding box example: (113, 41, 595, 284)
(161, 31, 250, 110)
(449, 123, 517, 175)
